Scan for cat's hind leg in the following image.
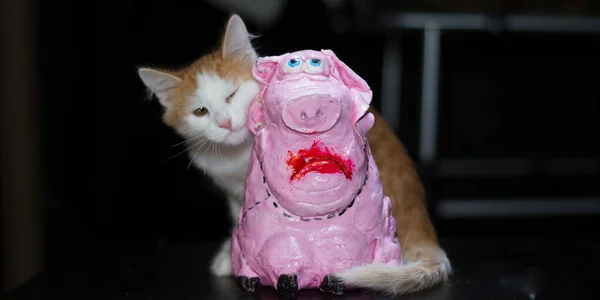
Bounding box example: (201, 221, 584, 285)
(210, 196, 243, 276)
(210, 238, 233, 276)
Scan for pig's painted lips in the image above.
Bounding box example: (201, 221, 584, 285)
(286, 140, 353, 182)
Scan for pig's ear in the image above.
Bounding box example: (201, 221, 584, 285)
(252, 56, 281, 85)
(247, 92, 267, 158)
(355, 112, 375, 137)
(247, 91, 264, 135)
(322, 49, 373, 122)
(322, 49, 371, 93)
(346, 88, 373, 124)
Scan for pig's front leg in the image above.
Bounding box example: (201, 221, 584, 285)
(257, 230, 312, 297)
(231, 235, 261, 292)
(313, 226, 371, 295)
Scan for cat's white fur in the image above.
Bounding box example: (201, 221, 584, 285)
(173, 73, 258, 276)
(184, 71, 257, 216)
(139, 14, 451, 295)
(138, 15, 258, 277)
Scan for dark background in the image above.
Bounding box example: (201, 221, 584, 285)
(39, 0, 399, 250)
(37, 0, 600, 252)
(2, 0, 600, 293)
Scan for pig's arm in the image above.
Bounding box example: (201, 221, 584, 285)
(247, 90, 264, 134)
(355, 112, 374, 138)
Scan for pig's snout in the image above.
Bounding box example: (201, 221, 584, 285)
(282, 95, 341, 134)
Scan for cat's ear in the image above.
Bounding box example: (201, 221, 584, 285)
(138, 68, 182, 107)
(221, 14, 258, 63)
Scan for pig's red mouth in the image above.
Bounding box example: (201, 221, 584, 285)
(286, 140, 354, 182)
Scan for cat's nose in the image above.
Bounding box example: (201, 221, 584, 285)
(218, 119, 232, 130)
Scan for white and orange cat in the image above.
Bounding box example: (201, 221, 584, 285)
(138, 15, 451, 295)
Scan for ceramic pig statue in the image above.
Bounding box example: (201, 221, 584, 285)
(231, 49, 402, 297)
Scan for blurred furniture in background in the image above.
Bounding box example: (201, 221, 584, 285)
(324, 0, 600, 225)
(378, 12, 600, 219)
(202, 0, 287, 30)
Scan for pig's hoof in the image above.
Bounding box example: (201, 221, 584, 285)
(237, 276, 260, 292)
(319, 274, 345, 295)
(276, 274, 298, 298)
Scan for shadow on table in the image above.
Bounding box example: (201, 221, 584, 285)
(209, 275, 452, 300)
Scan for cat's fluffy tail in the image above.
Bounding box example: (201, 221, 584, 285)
(334, 245, 451, 295)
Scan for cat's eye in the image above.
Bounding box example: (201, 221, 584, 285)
(309, 58, 321, 67)
(193, 107, 208, 116)
(225, 88, 238, 103)
(287, 58, 301, 68)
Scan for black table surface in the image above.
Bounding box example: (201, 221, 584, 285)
(4, 237, 600, 300)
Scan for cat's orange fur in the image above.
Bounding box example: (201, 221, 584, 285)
(367, 107, 438, 256)
(150, 50, 255, 128)
(140, 15, 450, 295)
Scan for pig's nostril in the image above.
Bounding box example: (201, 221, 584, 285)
(283, 96, 341, 133)
(316, 109, 324, 119)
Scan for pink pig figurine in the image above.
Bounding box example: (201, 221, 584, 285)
(231, 49, 402, 297)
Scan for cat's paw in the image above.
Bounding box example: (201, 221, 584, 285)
(210, 239, 233, 277)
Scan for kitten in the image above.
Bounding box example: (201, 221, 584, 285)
(138, 16, 258, 275)
(138, 15, 451, 296)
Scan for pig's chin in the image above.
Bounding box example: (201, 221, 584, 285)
(271, 172, 358, 218)
(291, 172, 346, 192)
(277, 185, 356, 218)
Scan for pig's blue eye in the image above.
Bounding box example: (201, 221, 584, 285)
(287, 58, 301, 68)
(309, 58, 322, 67)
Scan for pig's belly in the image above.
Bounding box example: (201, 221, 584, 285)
(241, 214, 375, 280)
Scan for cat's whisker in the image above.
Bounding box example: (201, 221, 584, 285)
(161, 136, 208, 165)
(162, 146, 194, 165)
(215, 143, 221, 167)
(208, 141, 217, 172)
(186, 137, 215, 169)
(196, 138, 211, 155)
(186, 136, 209, 150)
(172, 134, 204, 147)
(215, 143, 223, 166)
(213, 141, 218, 160)
(220, 146, 225, 165)
(187, 137, 209, 148)
(187, 140, 206, 169)
(187, 149, 200, 169)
